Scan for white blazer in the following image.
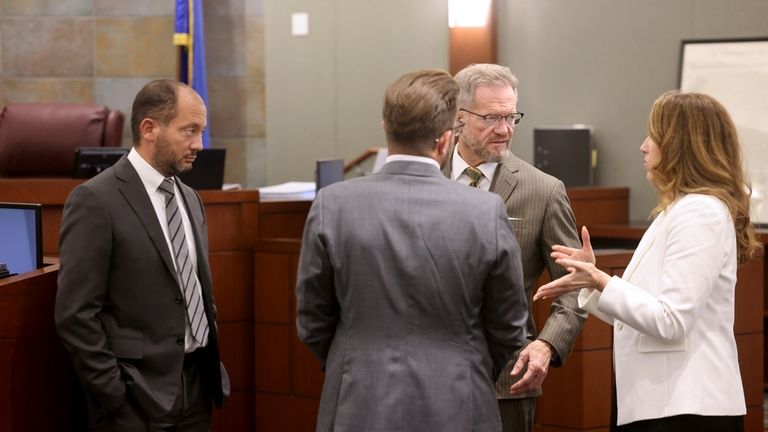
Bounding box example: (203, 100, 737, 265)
(579, 193, 746, 426)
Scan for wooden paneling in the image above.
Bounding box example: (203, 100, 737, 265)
(212, 390, 253, 432)
(448, 1, 496, 75)
(735, 253, 763, 334)
(737, 332, 764, 409)
(538, 349, 613, 429)
(0, 179, 260, 431)
(292, 334, 324, 398)
(218, 321, 254, 391)
(210, 251, 253, 322)
(254, 393, 291, 432)
(567, 187, 629, 227)
(259, 201, 311, 239)
(254, 252, 294, 323)
(534, 249, 631, 431)
(0, 264, 87, 431)
(254, 323, 292, 393)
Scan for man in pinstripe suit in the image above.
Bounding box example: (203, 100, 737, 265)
(442, 63, 587, 432)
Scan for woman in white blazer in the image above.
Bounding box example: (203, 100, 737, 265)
(534, 91, 761, 432)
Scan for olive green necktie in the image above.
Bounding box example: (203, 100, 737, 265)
(463, 166, 484, 188)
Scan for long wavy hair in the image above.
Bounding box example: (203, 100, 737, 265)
(647, 90, 760, 264)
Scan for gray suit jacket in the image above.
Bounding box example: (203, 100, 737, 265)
(444, 151, 586, 399)
(296, 160, 528, 432)
(55, 157, 229, 421)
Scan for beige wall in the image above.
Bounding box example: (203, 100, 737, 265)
(264, 0, 450, 184)
(266, 0, 768, 221)
(0, 0, 266, 188)
(498, 0, 768, 221)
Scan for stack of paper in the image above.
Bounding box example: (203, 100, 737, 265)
(258, 181, 316, 202)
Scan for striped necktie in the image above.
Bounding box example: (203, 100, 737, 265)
(463, 166, 484, 187)
(158, 178, 209, 345)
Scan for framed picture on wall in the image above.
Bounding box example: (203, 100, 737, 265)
(678, 37, 768, 226)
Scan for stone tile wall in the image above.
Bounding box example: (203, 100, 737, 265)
(0, 0, 265, 187)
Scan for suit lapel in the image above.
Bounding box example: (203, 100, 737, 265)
(489, 155, 520, 202)
(621, 213, 664, 281)
(113, 158, 178, 280)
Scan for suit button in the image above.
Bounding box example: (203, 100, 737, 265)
(176, 337, 184, 345)
(175, 296, 183, 304)
(616, 322, 624, 331)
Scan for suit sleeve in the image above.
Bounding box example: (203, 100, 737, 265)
(295, 192, 340, 366)
(482, 198, 528, 377)
(537, 180, 588, 366)
(54, 185, 126, 413)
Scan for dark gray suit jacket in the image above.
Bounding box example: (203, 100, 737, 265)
(444, 151, 586, 399)
(55, 156, 228, 419)
(296, 160, 528, 432)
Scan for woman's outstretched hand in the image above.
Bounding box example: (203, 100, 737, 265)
(533, 226, 609, 301)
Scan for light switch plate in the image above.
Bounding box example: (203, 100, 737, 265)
(291, 12, 309, 37)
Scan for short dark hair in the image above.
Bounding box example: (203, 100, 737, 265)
(130, 79, 187, 145)
(382, 69, 459, 153)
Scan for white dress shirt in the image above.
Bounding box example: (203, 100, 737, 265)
(450, 145, 498, 191)
(127, 148, 206, 351)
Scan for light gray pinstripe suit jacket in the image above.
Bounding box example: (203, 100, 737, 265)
(296, 160, 529, 431)
(444, 151, 587, 400)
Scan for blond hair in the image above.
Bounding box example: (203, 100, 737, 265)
(454, 63, 518, 109)
(382, 69, 458, 153)
(647, 90, 760, 264)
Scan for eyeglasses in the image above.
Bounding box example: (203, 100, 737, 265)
(460, 108, 524, 127)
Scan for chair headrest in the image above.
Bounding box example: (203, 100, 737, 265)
(0, 103, 124, 177)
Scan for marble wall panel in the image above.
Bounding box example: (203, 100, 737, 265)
(2, 17, 93, 76)
(246, 137, 266, 188)
(205, 12, 245, 77)
(245, 16, 264, 77)
(246, 75, 265, 138)
(94, 16, 175, 77)
(204, 0, 243, 17)
(1, 78, 93, 104)
(245, 0, 264, 17)
(208, 76, 247, 139)
(95, 77, 161, 145)
(93, 0, 173, 16)
(213, 137, 246, 186)
(1, 0, 92, 16)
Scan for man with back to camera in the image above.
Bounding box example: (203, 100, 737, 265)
(295, 69, 529, 431)
(444, 63, 586, 432)
(55, 79, 229, 431)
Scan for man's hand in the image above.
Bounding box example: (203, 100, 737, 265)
(509, 340, 554, 395)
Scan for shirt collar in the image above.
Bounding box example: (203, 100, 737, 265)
(127, 147, 168, 193)
(450, 145, 498, 181)
(385, 154, 440, 169)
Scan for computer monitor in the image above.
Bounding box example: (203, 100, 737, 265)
(0, 202, 43, 276)
(177, 149, 227, 190)
(316, 158, 345, 191)
(73, 147, 129, 179)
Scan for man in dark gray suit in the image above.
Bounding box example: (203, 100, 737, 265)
(55, 79, 229, 431)
(296, 69, 528, 432)
(443, 63, 586, 432)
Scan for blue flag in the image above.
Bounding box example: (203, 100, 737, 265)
(174, 0, 211, 148)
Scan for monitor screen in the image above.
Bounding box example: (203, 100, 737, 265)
(72, 147, 129, 179)
(316, 158, 345, 191)
(0, 202, 42, 276)
(177, 149, 227, 190)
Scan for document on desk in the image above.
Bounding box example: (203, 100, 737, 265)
(258, 181, 316, 202)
